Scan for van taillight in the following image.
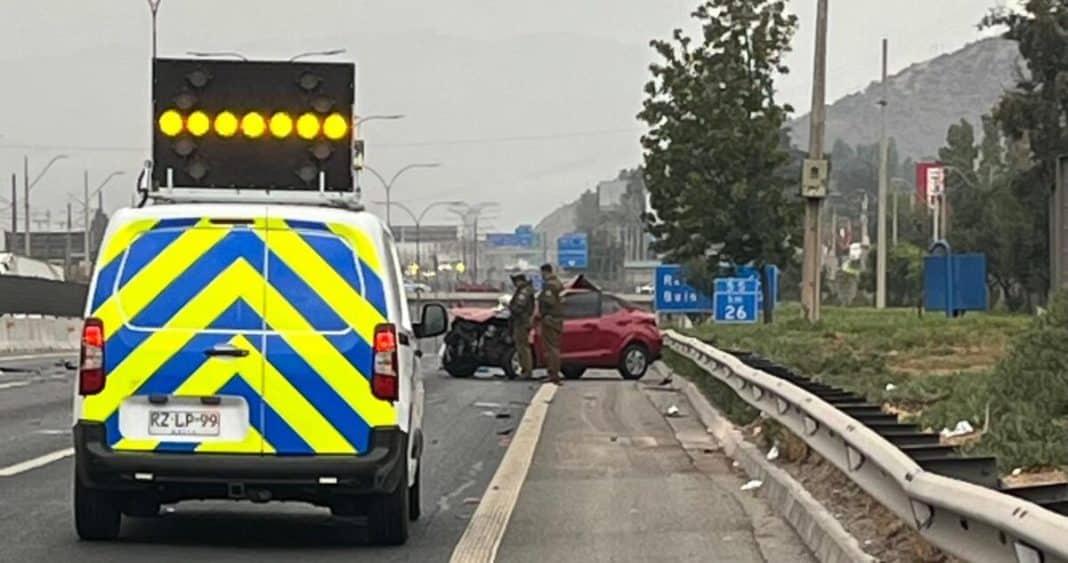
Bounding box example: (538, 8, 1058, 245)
(372, 323, 399, 402)
(79, 318, 105, 396)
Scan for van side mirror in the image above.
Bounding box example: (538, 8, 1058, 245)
(414, 303, 448, 339)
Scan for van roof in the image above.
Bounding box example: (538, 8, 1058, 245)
(110, 203, 388, 235)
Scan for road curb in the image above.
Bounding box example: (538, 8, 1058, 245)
(667, 366, 876, 563)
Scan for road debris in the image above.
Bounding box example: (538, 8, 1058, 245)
(740, 480, 763, 491)
(665, 405, 682, 417)
(766, 444, 780, 461)
(884, 383, 897, 392)
(940, 420, 975, 439)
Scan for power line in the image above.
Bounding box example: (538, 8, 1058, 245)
(0, 127, 643, 154)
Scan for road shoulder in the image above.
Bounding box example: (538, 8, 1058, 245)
(487, 373, 814, 563)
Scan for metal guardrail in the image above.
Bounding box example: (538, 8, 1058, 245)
(408, 292, 654, 309)
(665, 331, 1068, 563)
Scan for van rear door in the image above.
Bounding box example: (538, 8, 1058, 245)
(80, 212, 269, 455)
(260, 216, 395, 456)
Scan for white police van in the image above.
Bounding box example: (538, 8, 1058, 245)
(72, 57, 446, 545)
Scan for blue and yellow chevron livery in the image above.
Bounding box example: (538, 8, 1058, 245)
(81, 215, 395, 456)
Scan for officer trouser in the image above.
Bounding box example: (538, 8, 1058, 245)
(512, 322, 533, 376)
(540, 320, 563, 381)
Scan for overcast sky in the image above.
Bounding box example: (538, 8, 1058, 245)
(0, 0, 1021, 232)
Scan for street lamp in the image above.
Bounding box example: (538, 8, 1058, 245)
(187, 50, 248, 61)
(288, 48, 346, 62)
(70, 170, 126, 267)
(363, 163, 442, 229)
(376, 199, 463, 275)
(355, 114, 405, 128)
(24, 154, 70, 256)
(449, 202, 500, 283)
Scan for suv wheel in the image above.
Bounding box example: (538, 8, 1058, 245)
(562, 366, 586, 380)
(619, 344, 650, 380)
(75, 478, 122, 541)
(367, 459, 410, 545)
(502, 349, 521, 380)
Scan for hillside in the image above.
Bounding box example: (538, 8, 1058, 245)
(789, 37, 1023, 159)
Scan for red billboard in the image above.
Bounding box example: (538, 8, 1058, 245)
(916, 162, 945, 209)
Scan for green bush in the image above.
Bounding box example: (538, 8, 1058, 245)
(978, 292, 1068, 469)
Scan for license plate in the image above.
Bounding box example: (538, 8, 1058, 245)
(148, 410, 221, 437)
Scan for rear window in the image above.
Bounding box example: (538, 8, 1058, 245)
(114, 224, 369, 334)
(265, 230, 365, 334)
(115, 226, 268, 332)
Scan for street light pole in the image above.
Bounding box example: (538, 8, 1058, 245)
(288, 49, 346, 62)
(363, 163, 442, 229)
(24, 154, 69, 257)
(380, 200, 463, 276)
(187, 51, 248, 61)
(147, 0, 161, 59)
(876, 38, 889, 310)
(75, 170, 125, 268)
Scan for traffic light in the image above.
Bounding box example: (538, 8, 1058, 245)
(152, 58, 355, 191)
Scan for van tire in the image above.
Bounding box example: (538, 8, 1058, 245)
(75, 478, 122, 541)
(408, 461, 422, 521)
(367, 461, 410, 545)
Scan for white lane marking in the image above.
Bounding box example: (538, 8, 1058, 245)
(449, 383, 558, 563)
(0, 448, 75, 477)
(0, 351, 76, 363)
(0, 381, 31, 391)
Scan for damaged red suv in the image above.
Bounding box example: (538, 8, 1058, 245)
(442, 284, 662, 380)
(534, 289, 662, 380)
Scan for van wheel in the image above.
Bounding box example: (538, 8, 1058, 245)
(619, 344, 650, 380)
(367, 461, 410, 545)
(408, 461, 422, 522)
(75, 478, 121, 541)
(562, 366, 586, 380)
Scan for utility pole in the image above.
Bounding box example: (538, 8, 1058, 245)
(9, 174, 15, 254)
(65, 202, 73, 279)
(892, 191, 899, 247)
(84, 171, 91, 268)
(801, 0, 830, 322)
(876, 38, 889, 309)
(23, 157, 28, 256)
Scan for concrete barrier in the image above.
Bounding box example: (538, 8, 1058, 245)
(0, 315, 81, 354)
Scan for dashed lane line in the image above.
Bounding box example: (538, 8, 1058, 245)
(0, 448, 75, 477)
(0, 381, 31, 391)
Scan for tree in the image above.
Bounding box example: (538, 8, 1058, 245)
(983, 3, 1066, 305)
(639, 0, 800, 323)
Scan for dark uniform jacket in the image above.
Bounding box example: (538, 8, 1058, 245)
(509, 282, 536, 328)
(537, 273, 565, 330)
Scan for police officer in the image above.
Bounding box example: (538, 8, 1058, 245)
(508, 272, 536, 379)
(537, 263, 565, 386)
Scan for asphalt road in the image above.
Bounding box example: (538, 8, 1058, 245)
(0, 353, 538, 563)
(0, 354, 811, 563)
